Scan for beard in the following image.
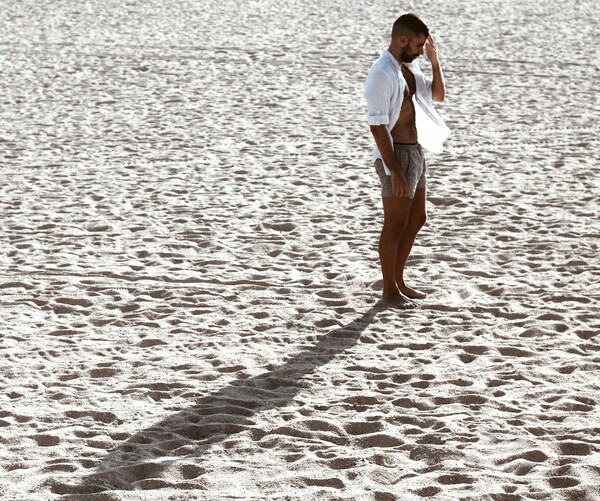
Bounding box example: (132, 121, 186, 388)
(400, 47, 419, 63)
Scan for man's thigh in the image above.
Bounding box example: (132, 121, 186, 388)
(382, 194, 413, 228)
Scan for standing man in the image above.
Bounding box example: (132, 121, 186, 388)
(364, 13, 450, 308)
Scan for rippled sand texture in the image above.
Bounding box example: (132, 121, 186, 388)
(1, 0, 599, 500)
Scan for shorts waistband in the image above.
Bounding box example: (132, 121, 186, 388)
(393, 142, 421, 150)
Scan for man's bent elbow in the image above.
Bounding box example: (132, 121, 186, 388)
(432, 91, 445, 103)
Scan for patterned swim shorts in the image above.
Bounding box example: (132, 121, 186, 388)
(374, 143, 427, 199)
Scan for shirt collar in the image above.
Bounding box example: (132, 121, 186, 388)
(382, 48, 421, 74)
(382, 48, 402, 72)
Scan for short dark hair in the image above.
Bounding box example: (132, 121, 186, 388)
(392, 13, 429, 39)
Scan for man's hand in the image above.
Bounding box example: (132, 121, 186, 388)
(425, 35, 439, 64)
(391, 169, 409, 198)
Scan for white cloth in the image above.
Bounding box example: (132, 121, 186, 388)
(364, 49, 450, 174)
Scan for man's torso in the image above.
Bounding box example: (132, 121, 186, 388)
(391, 65, 418, 144)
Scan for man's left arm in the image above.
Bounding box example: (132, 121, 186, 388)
(425, 35, 445, 102)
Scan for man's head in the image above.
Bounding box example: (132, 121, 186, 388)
(391, 13, 429, 63)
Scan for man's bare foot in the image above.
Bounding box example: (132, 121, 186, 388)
(381, 294, 417, 309)
(398, 284, 427, 300)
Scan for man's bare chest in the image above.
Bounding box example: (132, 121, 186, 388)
(400, 66, 416, 98)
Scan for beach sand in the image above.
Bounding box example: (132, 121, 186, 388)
(1, 0, 599, 499)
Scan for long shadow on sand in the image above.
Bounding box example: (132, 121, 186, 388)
(64, 303, 384, 495)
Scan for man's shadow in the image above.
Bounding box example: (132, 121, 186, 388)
(65, 303, 384, 495)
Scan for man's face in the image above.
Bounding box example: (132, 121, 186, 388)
(400, 33, 428, 62)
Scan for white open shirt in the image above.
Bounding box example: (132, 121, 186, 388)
(364, 49, 450, 175)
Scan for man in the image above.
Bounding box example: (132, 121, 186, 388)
(364, 13, 450, 308)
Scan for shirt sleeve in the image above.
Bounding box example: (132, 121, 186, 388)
(409, 61, 433, 103)
(364, 69, 392, 126)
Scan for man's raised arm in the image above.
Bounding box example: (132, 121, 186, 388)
(426, 35, 445, 102)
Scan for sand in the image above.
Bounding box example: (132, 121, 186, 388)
(1, 0, 599, 499)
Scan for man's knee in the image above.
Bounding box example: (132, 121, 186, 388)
(415, 211, 427, 230)
(383, 216, 409, 235)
